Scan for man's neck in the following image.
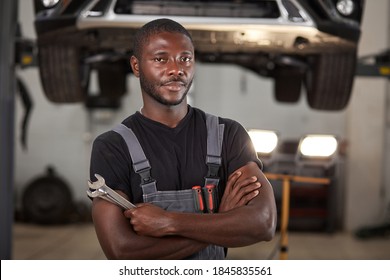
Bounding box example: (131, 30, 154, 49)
(140, 104, 189, 128)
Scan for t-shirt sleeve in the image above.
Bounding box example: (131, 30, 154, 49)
(222, 119, 263, 176)
(89, 131, 133, 200)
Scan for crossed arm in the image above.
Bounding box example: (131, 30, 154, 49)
(91, 161, 277, 259)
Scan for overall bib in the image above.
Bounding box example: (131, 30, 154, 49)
(113, 113, 225, 260)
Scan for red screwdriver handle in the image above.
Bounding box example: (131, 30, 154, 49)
(203, 184, 218, 213)
(192, 185, 204, 213)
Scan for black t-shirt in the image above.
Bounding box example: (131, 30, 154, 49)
(89, 106, 262, 204)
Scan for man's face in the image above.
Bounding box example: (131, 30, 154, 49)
(136, 32, 195, 106)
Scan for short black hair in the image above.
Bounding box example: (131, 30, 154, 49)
(132, 18, 194, 59)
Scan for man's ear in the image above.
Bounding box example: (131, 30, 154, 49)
(130, 56, 140, 77)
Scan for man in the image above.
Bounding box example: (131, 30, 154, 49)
(89, 18, 277, 260)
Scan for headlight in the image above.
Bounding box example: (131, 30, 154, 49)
(248, 129, 278, 155)
(336, 0, 355, 16)
(41, 0, 60, 8)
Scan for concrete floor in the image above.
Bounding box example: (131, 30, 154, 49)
(11, 222, 390, 260)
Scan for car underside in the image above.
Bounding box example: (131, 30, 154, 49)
(33, 0, 365, 110)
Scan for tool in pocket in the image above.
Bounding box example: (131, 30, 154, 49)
(192, 185, 205, 213)
(203, 184, 218, 213)
(192, 184, 219, 213)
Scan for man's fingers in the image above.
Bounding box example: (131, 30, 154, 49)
(227, 181, 260, 205)
(124, 208, 134, 218)
(236, 189, 260, 206)
(229, 182, 261, 207)
(237, 180, 260, 195)
(228, 170, 242, 180)
(231, 176, 260, 194)
(123, 203, 146, 219)
(225, 171, 242, 194)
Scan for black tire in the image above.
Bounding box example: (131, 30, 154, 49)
(304, 52, 357, 111)
(97, 60, 127, 99)
(274, 67, 302, 103)
(22, 168, 73, 224)
(38, 44, 89, 103)
(85, 60, 128, 109)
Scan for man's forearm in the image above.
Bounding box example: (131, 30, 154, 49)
(122, 236, 208, 260)
(126, 163, 277, 248)
(92, 197, 207, 260)
(100, 226, 208, 259)
(166, 194, 275, 247)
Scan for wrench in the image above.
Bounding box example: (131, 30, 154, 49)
(87, 173, 136, 210)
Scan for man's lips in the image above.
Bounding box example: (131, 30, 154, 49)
(162, 81, 186, 91)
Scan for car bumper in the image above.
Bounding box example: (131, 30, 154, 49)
(35, 0, 361, 54)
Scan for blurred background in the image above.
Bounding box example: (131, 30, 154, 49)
(1, 0, 390, 260)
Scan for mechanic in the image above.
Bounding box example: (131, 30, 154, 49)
(89, 18, 277, 260)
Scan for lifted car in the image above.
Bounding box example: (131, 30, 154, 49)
(33, 0, 364, 110)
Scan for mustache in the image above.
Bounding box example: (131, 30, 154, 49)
(160, 77, 186, 86)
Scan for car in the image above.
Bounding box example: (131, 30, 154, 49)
(33, 0, 365, 110)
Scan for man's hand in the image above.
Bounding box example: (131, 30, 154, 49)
(124, 203, 173, 237)
(218, 171, 261, 212)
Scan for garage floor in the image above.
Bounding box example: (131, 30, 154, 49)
(11, 222, 390, 260)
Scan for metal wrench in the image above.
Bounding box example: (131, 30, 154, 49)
(87, 173, 136, 210)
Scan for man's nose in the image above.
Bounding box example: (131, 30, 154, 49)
(168, 60, 184, 76)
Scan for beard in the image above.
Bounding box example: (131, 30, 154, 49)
(139, 70, 193, 106)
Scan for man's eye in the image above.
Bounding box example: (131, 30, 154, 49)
(154, 57, 166, 62)
(181, 57, 192, 62)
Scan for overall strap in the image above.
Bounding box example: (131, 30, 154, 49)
(112, 124, 157, 194)
(205, 113, 225, 187)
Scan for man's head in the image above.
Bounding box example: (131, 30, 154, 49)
(130, 18, 195, 107)
(132, 18, 194, 60)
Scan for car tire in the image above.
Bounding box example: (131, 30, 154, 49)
(84, 60, 128, 109)
(22, 168, 73, 224)
(274, 67, 302, 103)
(97, 60, 127, 98)
(304, 52, 357, 110)
(38, 44, 89, 103)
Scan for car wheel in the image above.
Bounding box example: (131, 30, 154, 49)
(38, 44, 89, 103)
(84, 60, 128, 109)
(22, 168, 73, 224)
(304, 52, 357, 110)
(97, 60, 127, 99)
(274, 67, 302, 103)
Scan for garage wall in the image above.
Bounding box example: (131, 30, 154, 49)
(345, 0, 390, 230)
(15, 1, 389, 231)
(194, 64, 347, 140)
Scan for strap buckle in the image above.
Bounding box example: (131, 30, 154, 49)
(206, 162, 220, 178)
(133, 159, 155, 186)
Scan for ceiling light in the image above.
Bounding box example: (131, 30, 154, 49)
(248, 129, 278, 155)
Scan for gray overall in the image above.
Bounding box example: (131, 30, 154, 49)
(113, 113, 225, 260)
